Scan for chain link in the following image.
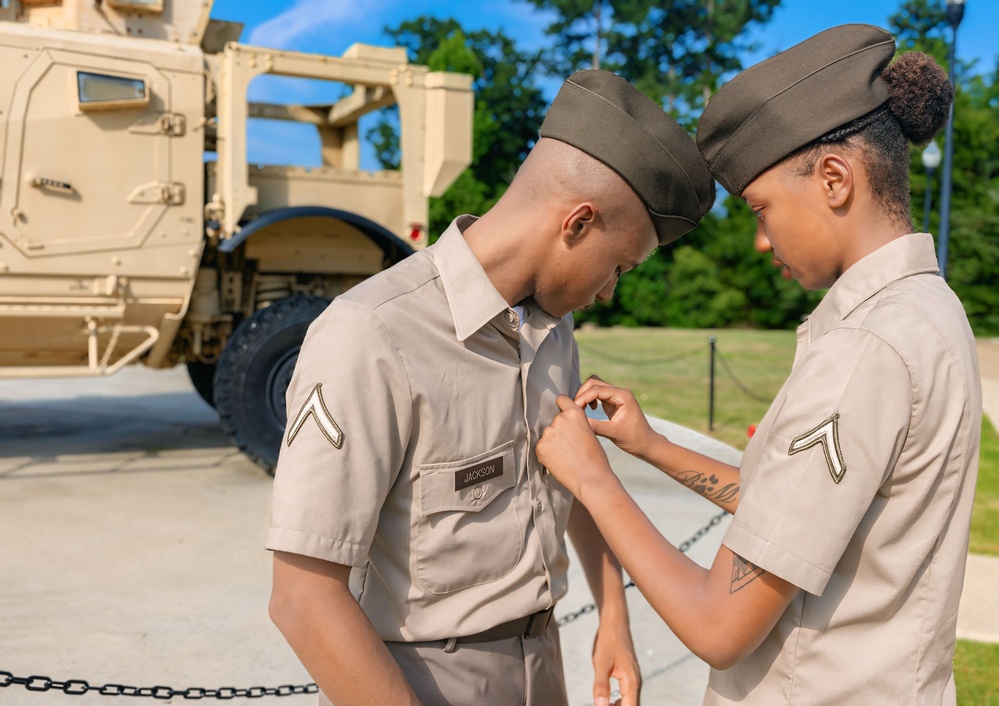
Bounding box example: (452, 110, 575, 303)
(557, 509, 728, 628)
(1, 513, 727, 697)
(0, 671, 318, 699)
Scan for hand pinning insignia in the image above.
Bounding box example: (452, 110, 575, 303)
(287, 383, 344, 449)
(788, 412, 846, 483)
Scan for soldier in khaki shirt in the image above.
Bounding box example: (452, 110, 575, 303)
(266, 70, 715, 706)
(538, 26, 981, 705)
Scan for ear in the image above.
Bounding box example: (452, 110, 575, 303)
(560, 202, 597, 245)
(817, 153, 853, 210)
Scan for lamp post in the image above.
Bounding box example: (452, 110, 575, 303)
(921, 140, 941, 234)
(937, 0, 965, 279)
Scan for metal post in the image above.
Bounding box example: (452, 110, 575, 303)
(938, 0, 965, 279)
(708, 336, 716, 431)
(923, 167, 935, 234)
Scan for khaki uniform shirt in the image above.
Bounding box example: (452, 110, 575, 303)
(267, 216, 579, 641)
(706, 234, 981, 706)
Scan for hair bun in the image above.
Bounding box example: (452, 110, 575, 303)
(883, 52, 953, 146)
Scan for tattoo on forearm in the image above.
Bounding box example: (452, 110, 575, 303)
(730, 554, 765, 593)
(675, 470, 739, 504)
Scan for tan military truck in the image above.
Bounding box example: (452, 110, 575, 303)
(0, 0, 473, 471)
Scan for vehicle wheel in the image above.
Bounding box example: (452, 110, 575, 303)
(186, 360, 217, 409)
(214, 295, 330, 475)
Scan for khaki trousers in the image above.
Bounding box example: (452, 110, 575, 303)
(319, 619, 568, 706)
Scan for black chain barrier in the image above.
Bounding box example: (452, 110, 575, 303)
(0, 513, 727, 699)
(0, 672, 319, 699)
(714, 347, 773, 404)
(575, 339, 705, 367)
(557, 509, 728, 628)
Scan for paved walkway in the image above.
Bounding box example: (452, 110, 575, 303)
(0, 339, 996, 705)
(956, 339, 999, 644)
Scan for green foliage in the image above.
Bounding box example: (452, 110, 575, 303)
(522, 0, 781, 124)
(575, 196, 821, 330)
(894, 2, 999, 334)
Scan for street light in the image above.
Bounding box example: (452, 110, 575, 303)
(921, 140, 942, 234)
(937, 0, 966, 279)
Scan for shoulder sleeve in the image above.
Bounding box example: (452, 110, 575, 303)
(724, 327, 911, 595)
(266, 298, 412, 567)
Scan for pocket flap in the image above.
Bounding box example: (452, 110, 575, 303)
(419, 441, 516, 517)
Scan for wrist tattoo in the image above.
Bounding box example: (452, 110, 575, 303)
(730, 554, 765, 593)
(675, 470, 739, 504)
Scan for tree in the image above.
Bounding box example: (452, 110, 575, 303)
(368, 18, 547, 239)
(892, 0, 999, 334)
(522, 0, 781, 124)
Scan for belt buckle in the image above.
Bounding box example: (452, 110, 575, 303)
(523, 607, 553, 640)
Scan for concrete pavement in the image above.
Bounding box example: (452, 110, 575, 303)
(0, 367, 729, 706)
(956, 339, 999, 646)
(1, 338, 997, 705)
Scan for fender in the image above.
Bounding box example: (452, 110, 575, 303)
(218, 206, 415, 264)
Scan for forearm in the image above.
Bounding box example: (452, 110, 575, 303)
(574, 476, 789, 668)
(270, 553, 420, 706)
(567, 501, 629, 619)
(638, 434, 742, 512)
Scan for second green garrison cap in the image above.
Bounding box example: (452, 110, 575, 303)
(697, 24, 896, 196)
(540, 69, 715, 245)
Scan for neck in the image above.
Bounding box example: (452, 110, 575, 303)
(462, 200, 548, 307)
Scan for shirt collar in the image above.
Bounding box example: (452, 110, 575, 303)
(805, 232, 939, 342)
(432, 215, 512, 342)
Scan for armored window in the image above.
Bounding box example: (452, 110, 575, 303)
(77, 72, 148, 110)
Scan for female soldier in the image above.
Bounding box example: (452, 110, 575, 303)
(537, 24, 981, 705)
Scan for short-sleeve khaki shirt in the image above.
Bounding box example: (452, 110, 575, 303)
(266, 216, 580, 641)
(706, 234, 982, 705)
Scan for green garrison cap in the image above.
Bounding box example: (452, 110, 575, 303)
(697, 24, 896, 196)
(540, 70, 715, 244)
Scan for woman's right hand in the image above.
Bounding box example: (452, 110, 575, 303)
(575, 376, 660, 459)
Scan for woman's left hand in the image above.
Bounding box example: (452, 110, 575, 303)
(537, 395, 616, 500)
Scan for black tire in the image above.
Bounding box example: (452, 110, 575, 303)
(186, 360, 217, 409)
(214, 295, 330, 474)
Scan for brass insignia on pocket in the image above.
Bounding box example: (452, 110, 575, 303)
(788, 412, 846, 483)
(287, 383, 344, 449)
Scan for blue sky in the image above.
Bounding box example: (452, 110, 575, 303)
(209, 0, 999, 168)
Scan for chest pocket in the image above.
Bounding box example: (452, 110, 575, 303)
(416, 440, 523, 594)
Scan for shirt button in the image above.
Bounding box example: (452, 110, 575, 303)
(536, 500, 543, 513)
(505, 310, 518, 325)
(473, 486, 483, 499)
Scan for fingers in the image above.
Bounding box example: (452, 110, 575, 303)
(592, 674, 612, 706)
(554, 394, 580, 413)
(619, 671, 641, 706)
(576, 380, 631, 407)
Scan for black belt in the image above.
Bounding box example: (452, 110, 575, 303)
(460, 606, 555, 643)
(389, 607, 555, 653)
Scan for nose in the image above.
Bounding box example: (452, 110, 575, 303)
(754, 221, 771, 254)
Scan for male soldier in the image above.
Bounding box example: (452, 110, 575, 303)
(266, 70, 714, 706)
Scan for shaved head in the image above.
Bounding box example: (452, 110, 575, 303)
(506, 138, 653, 236)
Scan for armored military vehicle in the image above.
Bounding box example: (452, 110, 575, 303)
(0, 0, 473, 471)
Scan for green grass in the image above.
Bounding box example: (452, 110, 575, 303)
(575, 327, 998, 706)
(955, 640, 999, 705)
(576, 326, 796, 451)
(971, 416, 999, 555)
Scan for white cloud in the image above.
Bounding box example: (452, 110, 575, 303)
(246, 0, 379, 50)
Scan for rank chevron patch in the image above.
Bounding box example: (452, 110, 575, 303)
(788, 412, 846, 484)
(287, 383, 344, 449)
